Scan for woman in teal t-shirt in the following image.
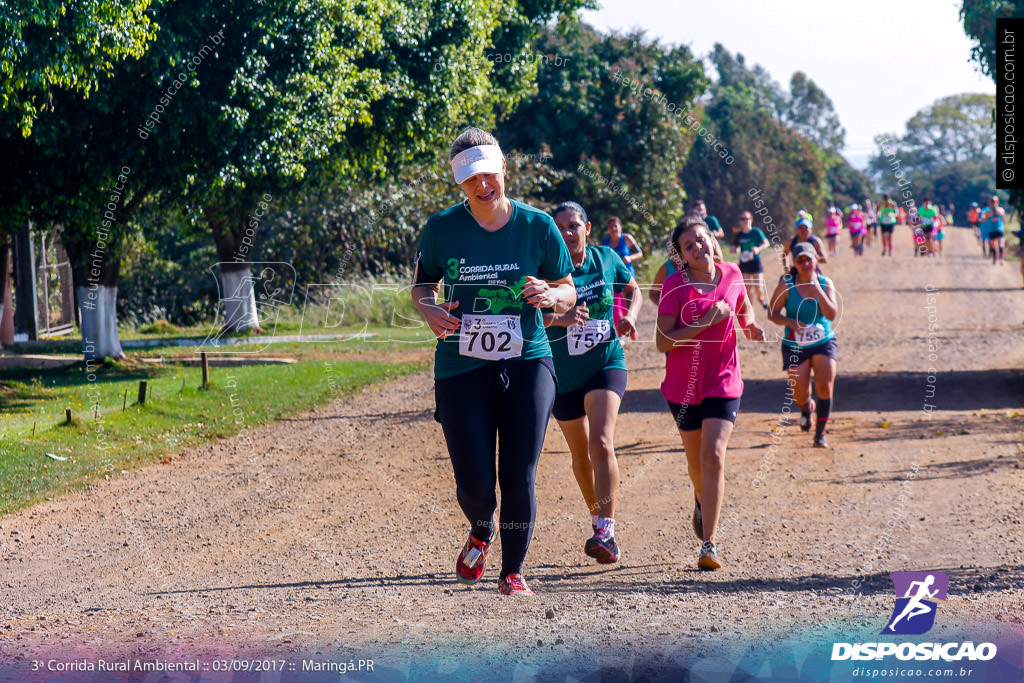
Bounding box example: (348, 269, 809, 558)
(878, 194, 898, 257)
(734, 210, 771, 310)
(412, 127, 576, 597)
(544, 201, 641, 566)
(982, 195, 1007, 266)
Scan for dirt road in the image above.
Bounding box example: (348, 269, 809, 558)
(1, 226, 1022, 681)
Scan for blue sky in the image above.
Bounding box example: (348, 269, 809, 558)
(582, 0, 995, 169)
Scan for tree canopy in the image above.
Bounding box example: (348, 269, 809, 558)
(497, 23, 709, 244)
(870, 93, 996, 218)
(682, 45, 863, 234)
(0, 0, 156, 136)
(961, 0, 1024, 78)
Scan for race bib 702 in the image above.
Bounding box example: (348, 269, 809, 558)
(459, 314, 523, 360)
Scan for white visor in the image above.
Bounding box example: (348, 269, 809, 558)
(450, 144, 504, 184)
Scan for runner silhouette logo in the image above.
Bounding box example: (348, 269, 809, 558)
(882, 571, 949, 635)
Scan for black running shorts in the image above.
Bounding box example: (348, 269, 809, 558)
(665, 396, 741, 432)
(782, 338, 838, 370)
(552, 368, 628, 422)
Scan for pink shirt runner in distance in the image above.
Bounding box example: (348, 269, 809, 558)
(658, 262, 746, 404)
(826, 215, 841, 235)
(847, 212, 865, 234)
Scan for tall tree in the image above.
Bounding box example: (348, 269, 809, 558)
(782, 71, 845, 152)
(961, 0, 1022, 214)
(708, 43, 786, 118)
(824, 151, 873, 209)
(497, 23, 709, 245)
(682, 82, 827, 240)
(683, 46, 831, 240)
(902, 94, 995, 170)
(154, 0, 591, 332)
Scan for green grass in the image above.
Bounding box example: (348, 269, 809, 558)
(10, 321, 439, 359)
(0, 358, 426, 514)
(136, 319, 180, 335)
(122, 323, 437, 358)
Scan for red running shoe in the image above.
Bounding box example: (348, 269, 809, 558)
(497, 573, 534, 596)
(455, 515, 497, 586)
(584, 527, 621, 564)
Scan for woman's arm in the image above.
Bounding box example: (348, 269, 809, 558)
(522, 275, 576, 313)
(615, 278, 643, 337)
(656, 301, 731, 352)
(648, 263, 668, 305)
(813, 277, 839, 320)
(412, 283, 461, 339)
(543, 302, 588, 328)
(735, 289, 765, 341)
(625, 234, 644, 263)
(767, 277, 798, 329)
(814, 237, 828, 263)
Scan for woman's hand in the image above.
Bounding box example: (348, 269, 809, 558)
(743, 322, 765, 342)
(615, 314, 637, 338)
(565, 302, 590, 326)
(421, 300, 461, 339)
(700, 300, 733, 327)
(522, 275, 561, 309)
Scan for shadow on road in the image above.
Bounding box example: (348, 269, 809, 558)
(622, 368, 1024, 414)
(817, 451, 1023, 484)
(530, 564, 1024, 598)
(144, 564, 1023, 599)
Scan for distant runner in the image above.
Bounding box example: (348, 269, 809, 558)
(785, 217, 827, 268)
(735, 211, 771, 310)
(878, 194, 898, 256)
(967, 202, 983, 255)
(692, 199, 727, 247)
(917, 199, 939, 257)
(847, 204, 867, 256)
(981, 196, 1006, 266)
(933, 211, 946, 257)
(864, 199, 878, 246)
(601, 216, 643, 340)
(824, 207, 842, 257)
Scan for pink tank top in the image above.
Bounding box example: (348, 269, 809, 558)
(826, 215, 841, 235)
(658, 263, 746, 403)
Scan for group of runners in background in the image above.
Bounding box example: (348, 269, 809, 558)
(413, 127, 1019, 597)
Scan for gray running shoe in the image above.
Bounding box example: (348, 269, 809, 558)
(698, 541, 722, 570)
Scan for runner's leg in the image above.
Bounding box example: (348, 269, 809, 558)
(556, 416, 597, 518)
(583, 389, 622, 519)
(698, 417, 734, 543)
(435, 369, 498, 543)
(679, 427, 703, 503)
(494, 360, 557, 578)
(789, 360, 813, 407)
(811, 354, 836, 442)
